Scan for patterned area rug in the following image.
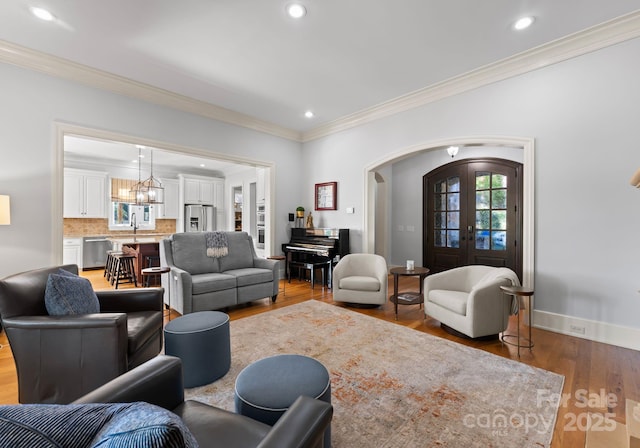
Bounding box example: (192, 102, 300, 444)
(185, 300, 564, 447)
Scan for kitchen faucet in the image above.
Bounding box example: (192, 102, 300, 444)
(131, 212, 138, 235)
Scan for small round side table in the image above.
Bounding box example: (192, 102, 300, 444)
(389, 266, 430, 320)
(500, 285, 534, 357)
(141, 266, 172, 320)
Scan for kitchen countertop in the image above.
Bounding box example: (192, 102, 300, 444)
(108, 235, 169, 245)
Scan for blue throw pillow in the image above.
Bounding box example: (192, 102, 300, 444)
(44, 268, 100, 315)
(0, 402, 197, 448)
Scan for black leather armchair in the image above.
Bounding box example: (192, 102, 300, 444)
(0, 264, 163, 404)
(75, 355, 333, 448)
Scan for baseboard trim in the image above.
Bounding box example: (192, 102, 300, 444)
(534, 310, 640, 351)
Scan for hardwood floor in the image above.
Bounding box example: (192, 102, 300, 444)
(1, 270, 638, 447)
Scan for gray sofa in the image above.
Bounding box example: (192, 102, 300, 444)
(160, 232, 279, 315)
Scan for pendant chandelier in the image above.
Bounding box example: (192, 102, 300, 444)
(130, 146, 164, 205)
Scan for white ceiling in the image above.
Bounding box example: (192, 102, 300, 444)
(1, 1, 639, 135)
(63, 135, 253, 177)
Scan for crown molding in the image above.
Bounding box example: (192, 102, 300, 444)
(0, 40, 303, 142)
(302, 10, 640, 142)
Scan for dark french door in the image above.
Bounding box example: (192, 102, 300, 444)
(423, 158, 523, 281)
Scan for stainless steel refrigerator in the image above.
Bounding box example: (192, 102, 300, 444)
(185, 204, 215, 232)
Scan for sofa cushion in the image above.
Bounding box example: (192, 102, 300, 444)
(0, 402, 197, 448)
(338, 275, 381, 292)
(428, 290, 468, 316)
(44, 269, 100, 316)
(191, 273, 237, 295)
(225, 268, 273, 287)
(171, 233, 218, 275)
(218, 233, 254, 272)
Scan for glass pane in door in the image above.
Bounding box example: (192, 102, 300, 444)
(475, 172, 508, 251)
(433, 176, 461, 248)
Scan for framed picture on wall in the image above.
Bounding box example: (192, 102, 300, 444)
(315, 182, 337, 210)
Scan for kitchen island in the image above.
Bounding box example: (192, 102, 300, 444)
(108, 235, 169, 285)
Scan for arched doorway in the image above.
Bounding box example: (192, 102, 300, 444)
(364, 136, 534, 288)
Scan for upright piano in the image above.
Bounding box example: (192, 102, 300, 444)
(282, 228, 350, 285)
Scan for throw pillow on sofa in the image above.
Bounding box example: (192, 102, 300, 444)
(0, 402, 198, 448)
(44, 268, 100, 315)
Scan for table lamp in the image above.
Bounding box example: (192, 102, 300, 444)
(0, 195, 10, 225)
(631, 168, 640, 188)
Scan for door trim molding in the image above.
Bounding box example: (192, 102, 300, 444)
(363, 135, 534, 288)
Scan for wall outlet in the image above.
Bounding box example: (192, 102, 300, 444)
(569, 324, 586, 335)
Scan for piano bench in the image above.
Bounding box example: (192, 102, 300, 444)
(288, 259, 332, 289)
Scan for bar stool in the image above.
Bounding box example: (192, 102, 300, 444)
(145, 255, 160, 268)
(111, 253, 138, 289)
(103, 250, 123, 283)
(143, 255, 161, 286)
(500, 285, 534, 357)
(142, 266, 172, 319)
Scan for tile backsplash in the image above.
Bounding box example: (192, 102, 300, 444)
(64, 218, 177, 236)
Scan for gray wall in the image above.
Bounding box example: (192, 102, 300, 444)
(1, 34, 639, 336)
(302, 37, 640, 330)
(0, 62, 302, 277)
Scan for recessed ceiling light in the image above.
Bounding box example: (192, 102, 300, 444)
(199, 163, 206, 168)
(304, 110, 314, 118)
(513, 16, 534, 31)
(30, 6, 55, 21)
(286, 3, 306, 19)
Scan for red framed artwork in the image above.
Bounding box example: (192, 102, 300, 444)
(315, 182, 337, 210)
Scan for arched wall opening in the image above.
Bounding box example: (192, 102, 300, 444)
(364, 136, 535, 288)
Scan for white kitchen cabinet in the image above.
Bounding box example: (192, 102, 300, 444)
(64, 169, 107, 218)
(213, 179, 224, 209)
(183, 177, 215, 205)
(156, 178, 179, 219)
(62, 238, 83, 268)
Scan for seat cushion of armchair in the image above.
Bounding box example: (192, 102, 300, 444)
(428, 290, 468, 315)
(174, 400, 270, 448)
(337, 275, 381, 292)
(126, 310, 164, 355)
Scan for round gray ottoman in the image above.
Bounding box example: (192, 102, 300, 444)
(234, 354, 331, 448)
(164, 311, 230, 388)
